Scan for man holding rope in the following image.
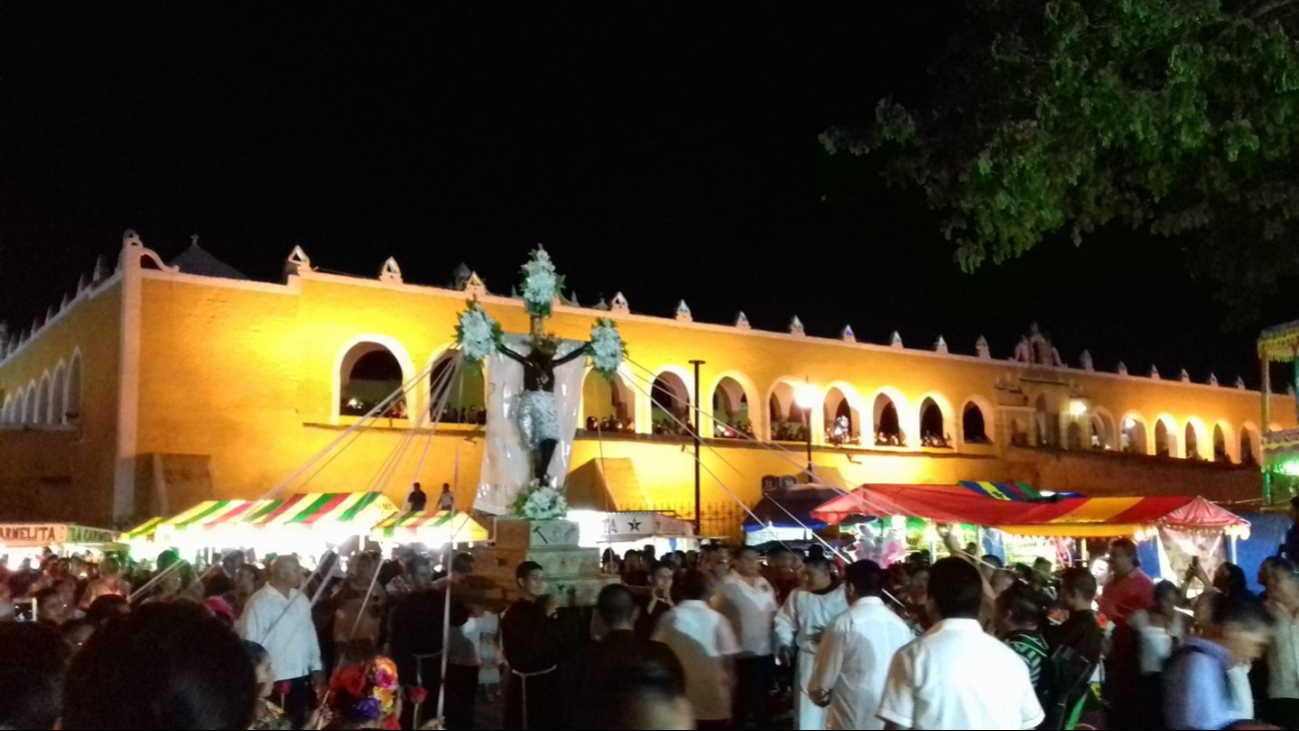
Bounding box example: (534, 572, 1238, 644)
(238, 555, 323, 730)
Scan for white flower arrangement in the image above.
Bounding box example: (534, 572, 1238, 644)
(589, 318, 625, 379)
(512, 480, 569, 521)
(520, 246, 565, 317)
(455, 299, 503, 367)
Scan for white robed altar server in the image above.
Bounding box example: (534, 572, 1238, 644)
(808, 560, 913, 731)
(774, 555, 849, 731)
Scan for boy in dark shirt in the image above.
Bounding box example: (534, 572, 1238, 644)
(1045, 568, 1105, 730)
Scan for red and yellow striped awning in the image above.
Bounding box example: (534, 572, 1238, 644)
(812, 484, 1249, 539)
(371, 510, 488, 543)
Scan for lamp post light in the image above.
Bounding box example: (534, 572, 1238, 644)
(795, 380, 820, 482)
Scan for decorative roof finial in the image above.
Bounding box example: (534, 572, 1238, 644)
(934, 335, 949, 354)
(790, 316, 805, 337)
(92, 256, 108, 283)
(379, 257, 403, 284)
(676, 300, 693, 323)
(610, 292, 630, 315)
(77, 272, 89, 294)
(1179, 368, 1190, 383)
(1209, 372, 1219, 387)
(1080, 350, 1094, 371)
(464, 272, 487, 298)
(735, 312, 751, 330)
(842, 324, 856, 343)
(976, 336, 990, 359)
(891, 331, 904, 349)
(1236, 376, 1247, 390)
(1117, 361, 1128, 376)
(59, 293, 70, 311)
(1150, 365, 1161, 380)
(190, 233, 200, 248)
(284, 246, 312, 277)
(122, 229, 143, 248)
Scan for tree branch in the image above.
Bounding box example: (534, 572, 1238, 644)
(1248, 0, 1299, 22)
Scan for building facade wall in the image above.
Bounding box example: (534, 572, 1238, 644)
(1, 245, 1294, 528)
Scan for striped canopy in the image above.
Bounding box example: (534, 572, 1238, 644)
(371, 510, 488, 544)
(162, 499, 262, 532)
(812, 484, 1250, 539)
(242, 492, 398, 527)
(120, 516, 164, 542)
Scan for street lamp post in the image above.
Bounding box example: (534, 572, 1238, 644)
(690, 360, 705, 535)
(795, 380, 819, 483)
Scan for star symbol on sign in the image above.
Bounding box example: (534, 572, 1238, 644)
(627, 519, 642, 532)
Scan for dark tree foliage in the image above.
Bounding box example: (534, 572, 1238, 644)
(824, 0, 1299, 321)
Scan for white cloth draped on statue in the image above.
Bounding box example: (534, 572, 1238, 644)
(474, 334, 586, 516)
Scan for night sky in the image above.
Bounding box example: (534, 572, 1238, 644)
(0, 7, 1291, 386)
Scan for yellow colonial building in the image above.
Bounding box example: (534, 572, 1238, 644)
(0, 231, 1293, 531)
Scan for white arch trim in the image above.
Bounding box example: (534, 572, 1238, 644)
(1212, 420, 1237, 463)
(705, 370, 762, 440)
(766, 376, 814, 441)
(821, 380, 867, 446)
(330, 334, 420, 426)
(582, 363, 642, 433)
(65, 348, 84, 424)
(870, 386, 914, 444)
(51, 360, 67, 426)
(35, 372, 51, 425)
(916, 390, 957, 442)
(1090, 405, 1118, 450)
(1120, 410, 1151, 455)
(1183, 416, 1211, 460)
(960, 395, 998, 447)
(1241, 422, 1263, 464)
(1153, 413, 1183, 458)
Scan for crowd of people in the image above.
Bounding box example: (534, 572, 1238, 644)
(7, 514, 1299, 730)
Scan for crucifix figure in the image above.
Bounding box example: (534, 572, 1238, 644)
(498, 316, 588, 484)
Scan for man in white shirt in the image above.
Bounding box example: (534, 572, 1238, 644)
(718, 546, 780, 727)
(809, 560, 913, 731)
(653, 569, 741, 729)
(775, 553, 849, 731)
(878, 557, 1044, 730)
(237, 555, 323, 730)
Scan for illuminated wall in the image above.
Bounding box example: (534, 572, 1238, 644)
(0, 239, 1293, 527)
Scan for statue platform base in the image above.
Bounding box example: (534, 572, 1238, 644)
(474, 518, 616, 607)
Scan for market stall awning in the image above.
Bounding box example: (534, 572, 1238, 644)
(812, 484, 1250, 539)
(120, 516, 164, 543)
(162, 499, 261, 532)
(243, 492, 397, 527)
(743, 485, 849, 531)
(371, 510, 488, 543)
(957, 481, 1080, 501)
(812, 484, 1034, 527)
(996, 495, 1251, 539)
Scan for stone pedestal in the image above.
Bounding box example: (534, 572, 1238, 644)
(474, 518, 615, 606)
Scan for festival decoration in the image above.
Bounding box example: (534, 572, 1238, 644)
(328, 657, 400, 728)
(455, 300, 503, 367)
(512, 479, 569, 521)
(588, 318, 625, 379)
(520, 246, 564, 317)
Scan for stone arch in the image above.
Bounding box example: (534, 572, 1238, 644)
(1154, 415, 1180, 458)
(427, 350, 488, 426)
(21, 380, 35, 424)
(872, 388, 911, 447)
(583, 366, 636, 433)
(823, 381, 866, 446)
(918, 392, 955, 448)
(1034, 393, 1059, 448)
(50, 360, 67, 426)
(708, 371, 759, 439)
(649, 367, 693, 436)
(1090, 406, 1118, 450)
(1241, 423, 1262, 466)
(768, 377, 807, 442)
(331, 335, 417, 424)
(961, 398, 994, 446)
(35, 372, 51, 424)
(1213, 421, 1234, 464)
(1184, 417, 1210, 461)
(1121, 412, 1150, 455)
(66, 349, 83, 424)
(1, 394, 11, 424)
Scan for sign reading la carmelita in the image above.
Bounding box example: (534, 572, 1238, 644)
(0, 523, 117, 547)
